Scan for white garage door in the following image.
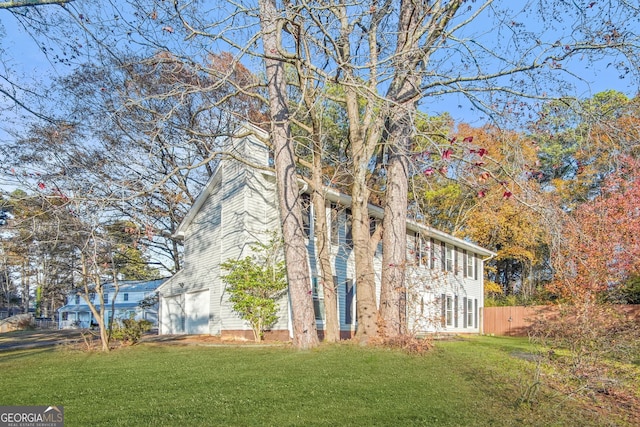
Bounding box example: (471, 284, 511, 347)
(161, 295, 185, 334)
(185, 290, 210, 335)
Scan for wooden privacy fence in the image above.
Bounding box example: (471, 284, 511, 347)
(482, 305, 640, 337)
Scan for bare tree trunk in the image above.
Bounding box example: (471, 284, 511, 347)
(21, 261, 29, 313)
(380, 130, 410, 337)
(332, 2, 387, 343)
(351, 177, 379, 343)
(379, 0, 462, 337)
(311, 165, 340, 342)
(80, 255, 109, 352)
(258, 0, 318, 350)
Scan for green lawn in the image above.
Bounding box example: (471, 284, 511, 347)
(0, 336, 632, 426)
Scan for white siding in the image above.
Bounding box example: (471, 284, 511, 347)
(160, 132, 491, 338)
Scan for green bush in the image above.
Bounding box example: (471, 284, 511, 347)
(111, 317, 152, 344)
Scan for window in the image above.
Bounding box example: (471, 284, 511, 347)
(104, 293, 108, 304)
(446, 296, 453, 326)
(466, 252, 474, 278)
(312, 277, 325, 321)
(62, 312, 68, 321)
(74, 295, 80, 305)
(345, 279, 355, 325)
(409, 233, 428, 266)
(446, 245, 454, 272)
(124, 293, 129, 302)
(467, 298, 474, 327)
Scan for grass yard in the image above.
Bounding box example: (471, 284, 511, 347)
(0, 336, 636, 426)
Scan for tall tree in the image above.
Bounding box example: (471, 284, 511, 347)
(4, 0, 640, 342)
(549, 157, 640, 303)
(380, 0, 462, 337)
(258, 0, 318, 349)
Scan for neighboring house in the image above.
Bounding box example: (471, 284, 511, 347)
(58, 279, 166, 329)
(157, 126, 496, 339)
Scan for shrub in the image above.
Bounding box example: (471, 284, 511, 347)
(221, 238, 287, 342)
(111, 317, 153, 345)
(529, 302, 640, 395)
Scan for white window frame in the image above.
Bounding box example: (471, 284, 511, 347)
(446, 245, 454, 272)
(466, 298, 474, 327)
(466, 253, 474, 278)
(312, 277, 325, 322)
(446, 296, 453, 326)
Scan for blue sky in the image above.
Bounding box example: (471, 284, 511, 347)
(1, 4, 639, 131)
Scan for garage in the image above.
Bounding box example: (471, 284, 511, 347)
(161, 295, 185, 334)
(185, 289, 210, 334)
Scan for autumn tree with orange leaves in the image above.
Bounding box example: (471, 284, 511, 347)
(549, 157, 640, 303)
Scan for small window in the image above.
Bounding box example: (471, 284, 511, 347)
(467, 298, 474, 327)
(446, 296, 453, 326)
(62, 312, 68, 321)
(74, 295, 80, 305)
(446, 245, 454, 272)
(104, 294, 108, 304)
(345, 279, 355, 325)
(124, 293, 129, 302)
(466, 253, 474, 278)
(312, 277, 324, 321)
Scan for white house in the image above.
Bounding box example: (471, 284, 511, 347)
(58, 279, 165, 329)
(157, 127, 495, 339)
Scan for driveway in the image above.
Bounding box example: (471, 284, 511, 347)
(0, 329, 86, 351)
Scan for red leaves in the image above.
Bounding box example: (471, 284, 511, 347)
(469, 148, 487, 157)
(423, 167, 434, 176)
(162, 26, 174, 33)
(502, 191, 513, 199)
(462, 136, 474, 143)
(442, 148, 453, 160)
(477, 189, 486, 198)
(38, 182, 46, 190)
